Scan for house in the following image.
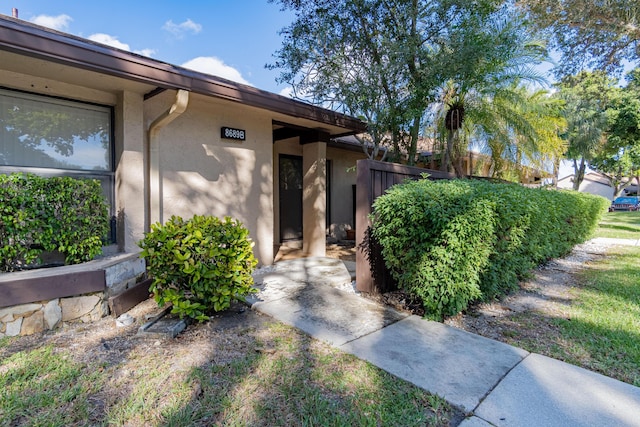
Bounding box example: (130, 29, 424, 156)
(0, 14, 368, 266)
(0, 15, 372, 335)
(557, 172, 615, 200)
(415, 139, 551, 185)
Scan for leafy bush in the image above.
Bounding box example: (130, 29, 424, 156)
(371, 179, 609, 319)
(138, 215, 258, 321)
(0, 173, 110, 271)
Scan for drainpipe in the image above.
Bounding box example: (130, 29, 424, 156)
(146, 89, 189, 231)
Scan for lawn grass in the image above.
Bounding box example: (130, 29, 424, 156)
(502, 245, 640, 387)
(550, 245, 640, 386)
(0, 321, 455, 426)
(167, 323, 452, 426)
(0, 345, 105, 425)
(468, 212, 640, 387)
(594, 211, 640, 239)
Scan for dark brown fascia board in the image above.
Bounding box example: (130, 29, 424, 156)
(0, 15, 367, 135)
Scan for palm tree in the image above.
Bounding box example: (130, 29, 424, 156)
(433, 13, 549, 177)
(479, 85, 566, 182)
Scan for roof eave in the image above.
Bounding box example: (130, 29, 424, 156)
(0, 15, 367, 135)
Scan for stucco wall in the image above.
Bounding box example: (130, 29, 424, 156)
(580, 180, 614, 200)
(145, 92, 275, 265)
(327, 147, 363, 227)
(115, 90, 146, 252)
(273, 140, 365, 241)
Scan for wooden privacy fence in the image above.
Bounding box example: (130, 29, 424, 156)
(355, 159, 454, 293)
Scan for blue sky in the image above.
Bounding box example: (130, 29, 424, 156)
(6, 2, 580, 177)
(6, 1, 295, 94)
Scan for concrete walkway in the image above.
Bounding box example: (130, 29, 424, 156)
(249, 255, 640, 427)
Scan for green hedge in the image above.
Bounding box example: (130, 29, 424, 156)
(371, 179, 609, 319)
(0, 173, 110, 272)
(138, 215, 258, 321)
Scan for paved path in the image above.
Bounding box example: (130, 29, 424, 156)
(250, 255, 640, 427)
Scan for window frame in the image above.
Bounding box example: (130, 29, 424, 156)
(0, 87, 116, 241)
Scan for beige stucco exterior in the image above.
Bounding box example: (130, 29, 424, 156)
(0, 16, 368, 266)
(272, 140, 365, 246)
(142, 90, 277, 264)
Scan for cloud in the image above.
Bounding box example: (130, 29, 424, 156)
(182, 57, 252, 86)
(28, 14, 155, 58)
(88, 33, 131, 51)
(29, 14, 72, 31)
(162, 19, 202, 38)
(87, 34, 155, 57)
(134, 48, 157, 58)
(279, 87, 295, 98)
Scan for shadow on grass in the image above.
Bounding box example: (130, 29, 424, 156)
(158, 282, 456, 426)
(0, 298, 456, 426)
(597, 223, 640, 234)
(491, 246, 640, 388)
(551, 316, 640, 387)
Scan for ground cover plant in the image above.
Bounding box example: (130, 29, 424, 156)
(0, 302, 458, 426)
(372, 179, 610, 319)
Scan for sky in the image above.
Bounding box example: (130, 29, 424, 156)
(5, 1, 295, 95)
(5, 1, 580, 177)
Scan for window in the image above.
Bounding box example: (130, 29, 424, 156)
(0, 88, 112, 171)
(0, 88, 115, 241)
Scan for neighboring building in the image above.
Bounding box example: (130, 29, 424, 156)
(557, 172, 615, 200)
(0, 15, 368, 265)
(415, 138, 551, 185)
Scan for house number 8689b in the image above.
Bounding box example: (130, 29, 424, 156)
(221, 127, 246, 141)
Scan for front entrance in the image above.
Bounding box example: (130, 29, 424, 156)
(279, 154, 303, 241)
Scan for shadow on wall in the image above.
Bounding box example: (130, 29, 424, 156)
(159, 143, 273, 264)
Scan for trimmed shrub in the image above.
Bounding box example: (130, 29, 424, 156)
(0, 173, 110, 272)
(371, 179, 609, 319)
(138, 215, 258, 321)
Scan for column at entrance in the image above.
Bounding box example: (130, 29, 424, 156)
(302, 140, 327, 257)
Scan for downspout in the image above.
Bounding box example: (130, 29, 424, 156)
(145, 89, 189, 232)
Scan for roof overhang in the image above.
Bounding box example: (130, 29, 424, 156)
(0, 15, 367, 137)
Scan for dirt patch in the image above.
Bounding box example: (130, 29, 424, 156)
(443, 242, 613, 338)
(0, 298, 273, 382)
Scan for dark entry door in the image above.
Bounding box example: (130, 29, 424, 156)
(279, 154, 303, 241)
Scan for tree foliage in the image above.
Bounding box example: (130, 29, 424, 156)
(555, 71, 618, 190)
(519, 0, 640, 76)
(429, 13, 550, 176)
(592, 72, 640, 196)
(556, 68, 640, 195)
(269, 0, 547, 166)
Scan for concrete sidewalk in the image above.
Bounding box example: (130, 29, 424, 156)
(250, 257, 640, 427)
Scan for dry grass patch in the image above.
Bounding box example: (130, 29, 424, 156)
(1, 300, 459, 426)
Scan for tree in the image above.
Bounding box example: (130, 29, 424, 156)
(518, 0, 640, 76)
(591, 72, 640, 197)
(482, 85, 566, 182)
(269, 0, 541, 166)
(429, 12, 550, 176)
(555, 71, 618, 190)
